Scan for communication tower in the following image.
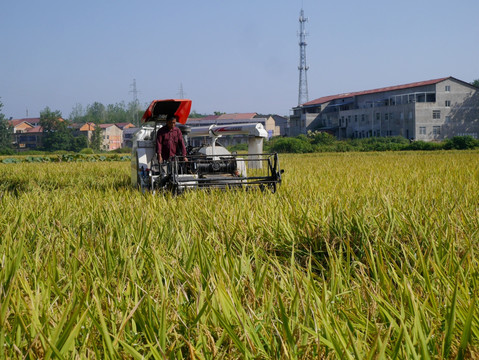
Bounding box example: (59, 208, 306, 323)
(297, 8, 309, 105)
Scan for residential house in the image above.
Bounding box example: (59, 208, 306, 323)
(8, 119, 34, 134)
(122, 127, 139, 148)
(99, 124, 122, 150)
(115, 122, 135, 130)
(69, 122, 96, 144)
(8, 118, 37, 150)
(271, 115, 289, 136)
(17, 126, 44, 150)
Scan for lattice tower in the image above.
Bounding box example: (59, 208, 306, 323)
(297, 9, 309, 105)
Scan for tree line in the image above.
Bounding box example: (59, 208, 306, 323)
(69, 100, 143, 125)
(262, 131, 479, 153)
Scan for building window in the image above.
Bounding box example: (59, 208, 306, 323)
(409, 111, 413, 120)
(419, 127, 426, 135)
(361, 114, 365, 122)
(445, 116, 451, 123)
(400, 112, 404, 120)
(384, 113, 389, 120)
(445, 85, 450, 92)
(445, 100, 451, 107)
(376, 113, 380, 121)
(433, 126, 441, 135)
(433, 110, 441, 119)
(354, 115, 358, 122)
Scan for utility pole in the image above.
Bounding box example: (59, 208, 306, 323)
(129, 79, 140, 126)
(297, 8, 309, 106)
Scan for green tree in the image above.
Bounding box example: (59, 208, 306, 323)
(69, 103, 85, 123)
(105, 101, 128, 123)
(40, 107, 73, 151)
(127, 100, 141, 126)
(90, 125, 102, 151)
(85, 102, 106, 124)
(307, 130, 336, 145)
(443, 135, 478, 150)
(189, 110, 206, 118)
(71, 135, 88, 152)
(472, 79, 479, 88)
(0, 100, 13, 153)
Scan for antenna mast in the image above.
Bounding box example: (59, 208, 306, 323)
(297, 8, 309, 106)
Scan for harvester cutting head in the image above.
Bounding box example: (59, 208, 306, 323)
(131, 99, 283, 193)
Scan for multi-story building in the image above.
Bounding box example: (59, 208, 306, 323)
(99, 124, 122, 150)
(269, 115, 290, 137)
(290, 77, 479, 141)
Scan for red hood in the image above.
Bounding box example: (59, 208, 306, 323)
(141, 99, 192, 124)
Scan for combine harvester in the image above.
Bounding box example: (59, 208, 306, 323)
(131, 99, 283, 193)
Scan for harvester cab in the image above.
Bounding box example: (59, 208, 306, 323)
(131, 99, 283, 193)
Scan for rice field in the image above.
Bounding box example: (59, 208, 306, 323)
(1, 151, 478, 359)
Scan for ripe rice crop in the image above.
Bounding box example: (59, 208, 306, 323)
(1, 151, 478, 358)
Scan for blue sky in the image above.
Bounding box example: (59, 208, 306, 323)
(1, 0, 478, 119)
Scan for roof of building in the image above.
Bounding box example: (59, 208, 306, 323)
(8, 119, 33, 128)
(115, 122, 135, 129)
(271, 115, 289, 124)
(26, 126, 43, 133)
(69, 122, 95, 130)
(9, 117, 41, 125)
(302, 77, 452, 107)
(123, 127, 139, 135)
(98, 123, 119, 129)
(187, 118, 266, 126)
(217, 113, 257, 120)
(200, 115, 220, 121)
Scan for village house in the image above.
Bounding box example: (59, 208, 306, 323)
(99, 124, 123, 150)
(8, 118, 46, 151)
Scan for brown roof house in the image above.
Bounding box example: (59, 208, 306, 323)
(8, 119, 34, 133)
(14, 126, 44, 151)
(8, 118, 36, 150)
(115, 122, 135, 130)
(68, 122, 96, 144)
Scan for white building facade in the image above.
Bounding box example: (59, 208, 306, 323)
(290, 77, 479, 141)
